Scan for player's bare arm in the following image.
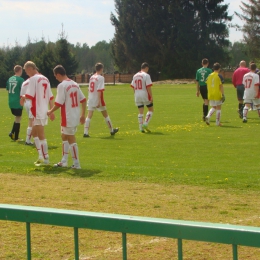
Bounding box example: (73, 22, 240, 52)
(48, 99, 55, 121)
(147, 87, 153, 102)
(80, 100, 87, 124)
(96, 91, 102, 108)
(196, 82, 200, 97)
(254, 84, 259, 99)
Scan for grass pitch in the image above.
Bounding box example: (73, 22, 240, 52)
(0, 84, 260, 259)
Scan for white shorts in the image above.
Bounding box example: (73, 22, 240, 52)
(33, 118, 48, 126)
(209, 100, 222, 107)
(244, 99, 260, 106)
(61, 126, 77, 135)
(24, 102, 33, 119)
(88, 106, 107, 112)
(135, 101, 152, 107)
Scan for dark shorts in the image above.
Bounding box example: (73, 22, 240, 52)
(138, 102, 153, 108)
(11, 108, 23, 117)
(200, 85, 208, 100)
(236, 84, 245, 101)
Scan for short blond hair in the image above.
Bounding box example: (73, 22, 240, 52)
(23, 61, 38, 70)
(14, 65, 22, 73)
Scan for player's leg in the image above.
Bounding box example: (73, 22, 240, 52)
(14, 114, 22, 140)
(242, 103, 250, 123)
(84, 110, 94, 137)
(205, 100, 216, 125)
(101, 108, 119, 135)
(200, 86, 208, 121)
(237, 85, 244, 118)
(67, 133, 81, 169)
(143, 103, 154, 132)
(138, 106, 144, 132)
(215, 103, 222, 126)
(25, 118, 33, 145)
(54, 129, 70, 167)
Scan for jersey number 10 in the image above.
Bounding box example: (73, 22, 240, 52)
(134, 79, 142, 90)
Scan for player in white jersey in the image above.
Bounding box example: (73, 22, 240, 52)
(131, 62, 153, 132)
(242, 63, 260, 123)
(83, 62, 119, 137)
(47, 65, 86, 169)
(24, 61, 55, 166)
(20, 78, 34, 145)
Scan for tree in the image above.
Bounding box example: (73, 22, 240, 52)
(228, 41, 250, 67)
(236, 0, 260, 58)
(110, 0, 231, 79)
(0, 49, 9, 87)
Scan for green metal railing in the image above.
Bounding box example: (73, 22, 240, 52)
(0, 204, 260, 259)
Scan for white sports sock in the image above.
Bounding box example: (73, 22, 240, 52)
(26, 127, 32, 143)
(243, 106, 249, 118)
(40, 139, 49, 160)
(138, 114, 143, 130)
(105, 116, 113, 132)
(34, 137, 43, 159)
(84, 118, 91, 135)
(144, 111, 153, 125)
(216, 110, 221, 125)
(62, 141, 69, 163)
(70, 143, 80, 166)
(206, 108, 215, 119)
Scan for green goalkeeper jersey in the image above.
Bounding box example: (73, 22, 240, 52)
(196, 67, 212, 86)
(6, 75, 24, 109)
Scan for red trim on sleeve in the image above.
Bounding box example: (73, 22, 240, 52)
(54, 102, 62, 107)
(25, 94, 34, 100)
(50, 96, 54, 100)
(146, 84, 152, 88)
(80, 98, 87, 103)
(130, 85, 134, 88)
(97, 89, 105, 92)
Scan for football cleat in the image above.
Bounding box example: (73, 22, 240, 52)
(202, 116, 206, 121)
(205, 117, 210, 125)
(140, 129, 145, 133)
(71, 164, 81, 169)
(142, 124, 151, 132)
(237, 110, 243, 119)
(53, 162, 68, 167)
(34, 158, 49, 166)
(25, 142, 34, 146)
(243, 118, 247, 123)
(9, 132, 14, 140)
(110, 128, 119, 135)
(83, 134, 90, 138)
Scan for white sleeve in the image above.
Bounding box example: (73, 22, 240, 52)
(146, 74, 152, 87)
(25, 77, 36, 99)
(97, 76, 105, 91)
(55, 84, 65, 105)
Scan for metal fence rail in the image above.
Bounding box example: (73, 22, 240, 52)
(0, 204, 260, 260)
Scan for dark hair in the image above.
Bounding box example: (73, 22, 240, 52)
(213, 63, 221, 71)
(202, 58, 209, 65)
(95, 63, 104, 71)
(250, 63, 257, 71)
(141, 62, 149, 69)
(53, 65, 66, 76)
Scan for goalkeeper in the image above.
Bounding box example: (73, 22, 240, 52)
(205, 63, 225, 126)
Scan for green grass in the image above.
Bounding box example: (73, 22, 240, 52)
(1, 84, 260, 190)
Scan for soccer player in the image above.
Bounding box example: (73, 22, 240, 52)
(24, 61, 55, 166)
(47, 65, 86, 169)
(205, 63, 224, 126)
(232, 61, 250, 118)
(195, 58, 212, 121)
(131, 62, 153, 132)
(20, 78, 34, 145)
(6, 65, 24, 141)
(83, 63, 119, 137)
(242, 63, 260, 123)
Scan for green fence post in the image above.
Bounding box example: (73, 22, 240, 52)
(178, 238, 183, 260)
(74, 227, 79, 260)
(26, 222, 31, 260)
(232, 244, 238, 260)
(122, 233, 127, 260)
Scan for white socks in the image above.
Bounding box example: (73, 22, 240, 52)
(206, 108, 216, 119)
(26, 127, 32, 143)
(62, 141, 69, 163)
(138, 114, 143, 130)
(105, 116, 113, 132)
(144, 111, 153, 125)
(216, 110, 221, 126)
(40, 139, 49, 160)
(84, 118, 91, 135)
(70, 143, 80, 167)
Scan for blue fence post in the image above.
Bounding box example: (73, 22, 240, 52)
(122, 232, 127, 260)
(232, 244, 238, 260)
(26, 222, 31, 260)
(178, 238, 183, 260)
(74, 227, 79, 260)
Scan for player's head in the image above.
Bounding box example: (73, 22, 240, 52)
(141, 62, 149, 72)
(14, 65, 22, 76)
(239, 60, 246, 67)
(250, 63, 257, 72)
(53, 65, 66, 82)
(23, 61, 38, 77)
(213, 63, 221, 71)
(202, 58, 209, 67)
(95, 63, 104, 73)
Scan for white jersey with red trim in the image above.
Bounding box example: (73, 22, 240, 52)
(55, 79, 86, 127)
(25, 74, 54, 119)
(87, 74, 106, 107)
(131, 71, 153, 103)
(20, 78, 30, 96)
(243, 72, 260, 99)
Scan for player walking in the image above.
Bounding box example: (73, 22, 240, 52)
(131, 62, 153, 132)
(242, 63, 260, 123)
(24, 61, 55, 166)
(6, 65, 24, 141)
(195, 58, 212, 121)
(205, 63, 225, 126)
(48, 65, 86, 169)
(83, 63, 119, 137)
(20, 78, 34, 145)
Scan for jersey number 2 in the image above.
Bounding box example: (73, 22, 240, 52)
(70, 92, 78, 107)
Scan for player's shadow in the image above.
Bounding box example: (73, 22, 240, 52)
(100, 136, 123, 140)
(145, 132, 164, 135)
(220, 125, 242, 128)
(15, 141, 58, 150)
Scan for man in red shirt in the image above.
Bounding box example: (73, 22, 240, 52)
(232, 61, 250, 118)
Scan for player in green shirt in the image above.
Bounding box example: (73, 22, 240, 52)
(196, 58, 212, 121)
(6, 65, 24, 141)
